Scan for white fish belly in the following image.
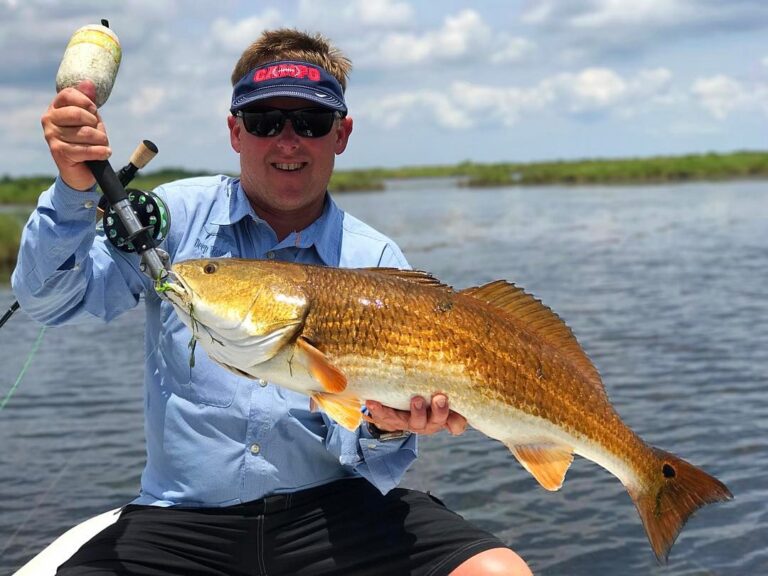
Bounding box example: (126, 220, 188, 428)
(238, 348, 639, 489)
(465, 403, 638, 488)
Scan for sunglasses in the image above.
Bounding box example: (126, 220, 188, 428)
(235, 107, 342, 138)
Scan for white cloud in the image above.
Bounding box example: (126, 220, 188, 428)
(523, 0, 767, 30)
(127, 86, 167, 117)
(542, 67, 673, 115)
(521, 0, 768, 58)
(556, 68, 627, 111)
(362, 91, 472, 129)
(490, 36, 535, 64)
(453, 81, 553, 124)
(691, 75, 768, 119)
(359, 67, 675, 129)
(567, 0, 693, 29)
(210, 10, 283, 53)
(361, 9, 491, 67)
(342, 0, 414, 27)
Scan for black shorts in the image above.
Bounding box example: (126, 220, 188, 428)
(57, 478, 507, 576)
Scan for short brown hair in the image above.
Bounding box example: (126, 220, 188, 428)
(231, 28, 351, 92)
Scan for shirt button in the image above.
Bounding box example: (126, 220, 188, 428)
(84, 200, 95, 209)
(266, 251, 275, 259)
(258, 378, 268, 387)
(249, 443, 261, 455)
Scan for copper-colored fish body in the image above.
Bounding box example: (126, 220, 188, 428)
(166, 258, 732, 563)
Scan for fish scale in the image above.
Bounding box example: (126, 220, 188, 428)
(164, 257, 732, 563)
(304, 268, 629, 458)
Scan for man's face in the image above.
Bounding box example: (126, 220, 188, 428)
(228, 96, 353, 225)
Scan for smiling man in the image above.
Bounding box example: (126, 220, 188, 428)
(14, 28, 531, 576)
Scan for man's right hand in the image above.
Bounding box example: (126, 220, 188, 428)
(41, 80, 112, 191)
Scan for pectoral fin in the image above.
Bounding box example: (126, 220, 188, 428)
(295, 337, 347, 393)
(508, 443, 574, 491)
(312, 393, 364, 431)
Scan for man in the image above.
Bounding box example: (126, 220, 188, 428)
(13, 28, 532, 576)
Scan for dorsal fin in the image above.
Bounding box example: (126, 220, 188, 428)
(460, 280, 604, 394)
(361, 267, 452, 289)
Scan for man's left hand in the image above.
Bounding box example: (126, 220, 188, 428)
(365, 394, 467, 436)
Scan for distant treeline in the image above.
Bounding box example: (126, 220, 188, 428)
(2, 151, 768, 206)
(340, 150, 768, 188)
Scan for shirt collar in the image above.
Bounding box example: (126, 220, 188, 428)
(210, 178, 343, 267)
(209, 178, 255, 227)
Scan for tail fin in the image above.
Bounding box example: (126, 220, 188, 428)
(629, 448, 732, 563)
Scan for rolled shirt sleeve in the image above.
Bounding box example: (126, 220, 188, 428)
(323, 414, 418, 495)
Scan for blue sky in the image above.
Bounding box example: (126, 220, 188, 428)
(1, 0, 766, 176)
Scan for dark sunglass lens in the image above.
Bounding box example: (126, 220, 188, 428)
(289, 110, 336, 138)
(242, 110, 285, 137)
(239, 108, 336, 138)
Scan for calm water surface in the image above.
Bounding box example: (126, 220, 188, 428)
(1, 181, 766, 575)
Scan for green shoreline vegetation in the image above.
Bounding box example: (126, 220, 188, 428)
(0, 213, 22, 266)
(3, 151, 768, 204)
(2, 150, 768, 273)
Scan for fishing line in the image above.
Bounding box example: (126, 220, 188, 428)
(0, 325, 46, 412)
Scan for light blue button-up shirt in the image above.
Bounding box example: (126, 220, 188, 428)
(12, 175, 417, 507)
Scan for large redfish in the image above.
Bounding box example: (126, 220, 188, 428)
(161, 258, 732, 562)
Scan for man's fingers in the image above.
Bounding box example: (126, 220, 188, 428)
(53, 85, 98, 115)
(47, 105, 101, 131)
(409, 396, 428, 431)
(429, 394, 450, 426)
(445, 412, 468, 436)
(365, 400, 409, 432)
(56, 143, 112, 164)
(365, 395, 467, 436)
(50, 125, 109, 148)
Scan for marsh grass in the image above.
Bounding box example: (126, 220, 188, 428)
(3, 152, 767, 206)
(0, 214, 22, 266)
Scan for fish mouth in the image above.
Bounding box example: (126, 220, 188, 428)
(156, 272, 192, 308)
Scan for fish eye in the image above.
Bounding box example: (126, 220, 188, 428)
(203, 262, 218, 274)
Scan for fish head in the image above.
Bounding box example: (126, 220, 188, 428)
(162, 258, 310, 367)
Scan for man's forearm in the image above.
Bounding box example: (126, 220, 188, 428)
(12, 177, 144, 324)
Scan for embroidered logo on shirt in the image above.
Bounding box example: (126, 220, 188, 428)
(194, 237, 231, 258)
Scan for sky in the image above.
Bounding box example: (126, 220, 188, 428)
(0, 0, 766, 177)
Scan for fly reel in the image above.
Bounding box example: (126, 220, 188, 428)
(102, 188, 170, 253)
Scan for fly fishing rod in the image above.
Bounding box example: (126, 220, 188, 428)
(2, 19, 173, 329)
(57, 19, 171, 282)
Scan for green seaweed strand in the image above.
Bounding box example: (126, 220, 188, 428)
(188, 303, 198, 368)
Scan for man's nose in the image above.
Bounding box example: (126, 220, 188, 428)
(275, 120, 301, 150)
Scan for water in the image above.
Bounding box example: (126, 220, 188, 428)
(1, 180, 766, 575)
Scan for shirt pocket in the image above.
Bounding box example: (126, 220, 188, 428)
(161, 304, 240, 407)
(187, 356, 241, 407)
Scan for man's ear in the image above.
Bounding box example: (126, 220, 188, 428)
(228, 115, 242, 153)
(335, 116, 353, 155)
